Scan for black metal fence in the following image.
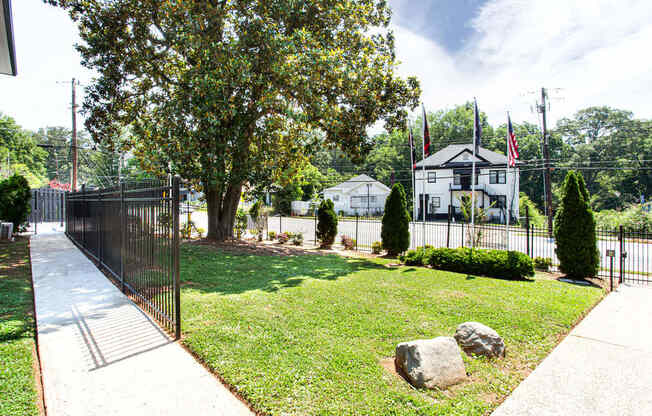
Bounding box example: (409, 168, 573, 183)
(267, 215, 652, 284)
(29, 188, 66, 224)
(65, 178, 181, 338)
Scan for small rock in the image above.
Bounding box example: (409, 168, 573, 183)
(454, 322, 505, 358)
(395, 336, 466, 389)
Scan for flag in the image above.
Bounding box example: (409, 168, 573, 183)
(507, 115, 519, 167)
(422, 104, 431, 157)
(474, 99, 482, 153)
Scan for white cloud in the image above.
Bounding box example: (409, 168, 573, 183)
(393, 0, 652, 129)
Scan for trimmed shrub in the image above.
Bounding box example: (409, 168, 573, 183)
(234, 208, 248, 239)
(341, 235, 355, 250)
(317, 199, 338, 248)
(554, 171, 599, 278)
(428, 247, 534, 280)
(371, 241, 383, 254)
(268, 231, 277, 240)
(0, 174, 31, 230)
(534, 257, 553, 271)
(399, 246, 433, 266)
(292, 232, 303, 246)
(381, 183, 410, 256)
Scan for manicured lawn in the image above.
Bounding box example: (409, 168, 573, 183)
(180, 244, 603, 415)
(0, 238, 40, 416)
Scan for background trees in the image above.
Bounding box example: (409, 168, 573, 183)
(48, 0, 421, 241)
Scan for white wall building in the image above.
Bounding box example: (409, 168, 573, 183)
(414, 144, 519, 223)
(322, 174, 391, 216)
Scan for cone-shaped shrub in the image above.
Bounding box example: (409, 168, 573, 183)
(554, 171, 599, 278)
(0, 174, 31, 229)
(381, 183, 410, 256)
(317, 199, 337, 248)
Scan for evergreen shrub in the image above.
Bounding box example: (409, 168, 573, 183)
(317, 199, 338, 248)
(381, 183, 410, 256)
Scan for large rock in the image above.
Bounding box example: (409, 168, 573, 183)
(454, 322, 505, 358)
(395, 336, 466, 389)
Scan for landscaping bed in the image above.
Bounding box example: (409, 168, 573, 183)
(0, 238, 41, 416)
(179, 243, 603, 415)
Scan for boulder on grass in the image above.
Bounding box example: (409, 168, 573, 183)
(454, 322, 505, 358)
(395, 336, 466, 389)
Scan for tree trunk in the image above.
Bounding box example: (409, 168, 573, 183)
(205, 181, 243, 241)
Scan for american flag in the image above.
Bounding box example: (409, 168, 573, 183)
(507, 115, 519, 167)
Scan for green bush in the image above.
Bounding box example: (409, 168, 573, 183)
(278, 232, 289, 244)
(0, 174, 31, 230)
(519, 193, 546, 227)
(534, 257, 553, 271)
(317, 199, 338, 248)
(371, 241, 382, 254)
(234, 208, 248, 239)
(428, 247, 534, 280)
(292, 232, 303, 246)
(399, 246, 433, 266)
(554, 171, 599, 278)
(381, 183, 410, 256)
(595, 205, 652, 232)
(268, 231, 277, 240)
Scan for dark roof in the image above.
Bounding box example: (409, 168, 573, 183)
(1, 0, 17, 76)
(414, 144, 508, 168)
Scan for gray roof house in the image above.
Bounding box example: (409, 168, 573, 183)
(322, 174, 391, 216)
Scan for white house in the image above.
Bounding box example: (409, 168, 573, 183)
(322, 174, 391, 216)
(414, 144, 519, 223)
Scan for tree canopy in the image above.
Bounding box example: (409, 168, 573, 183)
(48, 0, 421, 240)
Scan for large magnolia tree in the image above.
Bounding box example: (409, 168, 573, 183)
(47, 0, 420, 240)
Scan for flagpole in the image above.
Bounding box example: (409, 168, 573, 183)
(471, 99, 477, 248)
(409, 122, 416, 249)
(505, 112, 511, 250)
(421, 104, 427, 248)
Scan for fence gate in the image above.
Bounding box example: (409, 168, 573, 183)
(65, 178, 181, 338)
(29, 188, 66, 224)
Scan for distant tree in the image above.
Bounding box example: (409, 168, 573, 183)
(554, 171, 599, 278)
(0, 174, 31, 230)
(48, 0, 420, 241)
(317, 199, 338, 249)
(381, 183, 410, 255)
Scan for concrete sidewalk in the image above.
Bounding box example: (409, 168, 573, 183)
(30, 231, 253, 416)
(493, 284, 652, 416)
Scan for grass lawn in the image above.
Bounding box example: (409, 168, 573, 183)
(0, 238, 40, 416)
(180, 244, 603, 416)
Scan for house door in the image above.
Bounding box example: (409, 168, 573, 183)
(419, 194, 429, 221)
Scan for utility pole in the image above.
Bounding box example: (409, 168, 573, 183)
(539, 87, 553, 236)
(71, 78, 79, 191)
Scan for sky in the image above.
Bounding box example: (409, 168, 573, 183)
(1, 0, 652, 133)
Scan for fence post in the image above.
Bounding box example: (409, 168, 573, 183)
(120, 182, 126, 292)
(34, 191, 38, 235)
(60, 192, 64, 227)
(619, 225, 624, 283)
(172, 176, 181, 340)
(524, 205, 530, 257)
(81, 184, 86, 246)
(355, 214, 359, 251)
(98, 191, 102, 265)
(280, 215, 282, 234)
(461, 221, 464, 248)
(446, 205, 451, 248)
(266, 214, 269, 240)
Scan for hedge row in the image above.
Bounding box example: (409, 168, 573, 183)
(400, 246, 535, 280)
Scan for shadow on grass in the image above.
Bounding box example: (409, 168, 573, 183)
(181, 245, 386, 295)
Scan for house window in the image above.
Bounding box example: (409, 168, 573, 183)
(454, 174, 478, 185)
(333, 194, 339, 201)
(489, 170, 506, 184)
(428, 172, 437, 183)
(489, 195, 506, 208)
(454, 174, 461, 185)
(430, 197, 441, 211)
(351, 196, 377, 208)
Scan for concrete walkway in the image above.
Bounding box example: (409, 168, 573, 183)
(30, 231, 253, 416)
(493, 284, 652, 416)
